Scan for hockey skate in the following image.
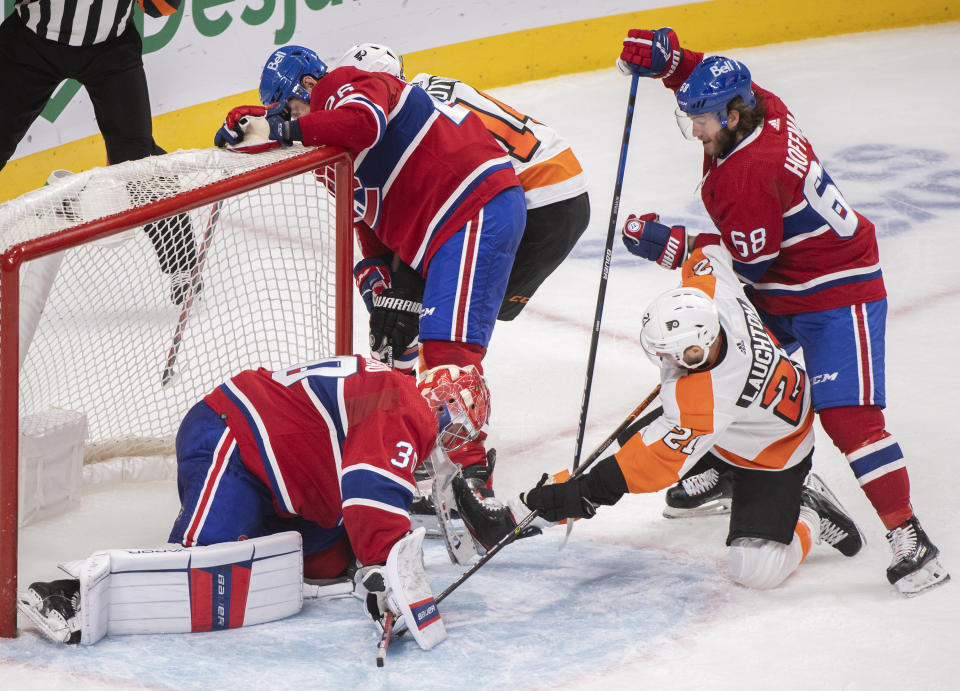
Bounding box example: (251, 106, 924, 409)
(663, 466, 733, 519)
(885, 516, 950, 596)
(801, 473, 865, 557)
(17, 579, 82, 644)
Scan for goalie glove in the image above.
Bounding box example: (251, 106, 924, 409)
(353, 529, 445, 650)
(520, 473, 598, 523)
(354, 565, 403, 634)
(622, 213, 687, 270)
(617, 27, 682, 79)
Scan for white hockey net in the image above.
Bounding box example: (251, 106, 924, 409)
(0, 145, 353, 462)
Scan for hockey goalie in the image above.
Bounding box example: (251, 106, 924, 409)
(18, 355, 491, 651)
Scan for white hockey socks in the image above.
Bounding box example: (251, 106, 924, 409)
(59, 531, 303, 645)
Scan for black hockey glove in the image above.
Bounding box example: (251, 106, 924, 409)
(370, 287, 422, 364)
(520, 473, 598, 523)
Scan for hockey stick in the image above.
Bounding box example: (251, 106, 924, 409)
(435, 384, 660, 606)
(376, 611, 395, 667)
(564, 71, 642, 545)
(161, 201, 222, 387)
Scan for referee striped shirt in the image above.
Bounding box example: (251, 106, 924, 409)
(16, 0, 135, 47)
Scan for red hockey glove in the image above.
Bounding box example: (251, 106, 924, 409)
(621, 213, 686, 270)
(353, 257, 392, 313)
(214, 105, 266, 148)
(617, 28, 681, 79)
(214, 104, 289, 149)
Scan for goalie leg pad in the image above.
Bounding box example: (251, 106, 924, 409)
(69, 531, 304, 645)
(384, 527, 446, 650)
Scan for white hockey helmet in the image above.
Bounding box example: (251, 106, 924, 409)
(640, 287, 720, 368)
(334, 42, 405, 79)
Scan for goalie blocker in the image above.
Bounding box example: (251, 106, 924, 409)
(355, 527, 446, 651)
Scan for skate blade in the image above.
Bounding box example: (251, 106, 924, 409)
(662, 499, 731, 519)
(896, 558, 951, 597)
(16, 596, 73, 644)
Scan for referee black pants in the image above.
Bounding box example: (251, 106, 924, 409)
(0, 13, 196, 276)
(0, 12, 158, 168)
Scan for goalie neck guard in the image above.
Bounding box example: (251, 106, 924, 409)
(417, 365, 490, 452)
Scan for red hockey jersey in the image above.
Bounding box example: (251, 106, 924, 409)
(202, 355, 437, 566)
(665, 51, 886, 315)
(297, 66, 521, 274)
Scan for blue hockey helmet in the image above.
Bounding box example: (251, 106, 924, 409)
(676, 56, 755, 129)
(259, 45, 328, 108)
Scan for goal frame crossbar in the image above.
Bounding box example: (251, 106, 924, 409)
(0, 146, 355, 638)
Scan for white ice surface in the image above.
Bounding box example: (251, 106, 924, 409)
(3, 22, 960, 690)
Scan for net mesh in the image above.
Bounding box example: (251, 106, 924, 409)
(1, 146, 348, 461)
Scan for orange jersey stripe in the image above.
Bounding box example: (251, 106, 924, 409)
(681, 247, 719, 298)
(515, 147, 584, 192)
(676, 371, 715, 433)
(614, 434, 687, 495)
(795, 520, 812, 561)
(713, 408, 815, 470)
(614, 374, 715, 494)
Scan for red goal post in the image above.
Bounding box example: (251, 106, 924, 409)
(0, 145, 355, 637)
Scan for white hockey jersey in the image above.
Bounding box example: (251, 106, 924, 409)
(614, 244, 814, 494)
(409, 73, 588, 209)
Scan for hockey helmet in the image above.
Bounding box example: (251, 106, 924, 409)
(418, 365, 490, 452)
(675, 56, 755, 135)
(640, 287, 720, 369)
(333, 42, 405, 79)
(259, 45, 328, 108)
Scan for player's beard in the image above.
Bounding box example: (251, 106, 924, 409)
(706, 126, 738, 158)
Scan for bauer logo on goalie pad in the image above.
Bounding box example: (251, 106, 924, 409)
(410, 597, 440, 630)
(189, 562, 253, 631)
